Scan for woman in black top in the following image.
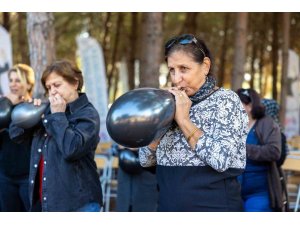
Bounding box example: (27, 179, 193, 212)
(0, 64, 35, 211)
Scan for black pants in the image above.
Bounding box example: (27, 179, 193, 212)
(0, 172, 30, 212)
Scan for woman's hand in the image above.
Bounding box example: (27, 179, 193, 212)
(168, 87, 192, 127)
(49, 94, 66, 113)
(31, 98, 42, 106)
(148, 139, 161, 151)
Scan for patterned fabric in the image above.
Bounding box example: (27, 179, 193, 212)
(189, 75, 216, 104)
(139, 86, 248, 172)
(261, 98, 280, 125)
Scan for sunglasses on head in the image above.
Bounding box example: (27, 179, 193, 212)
(165, 34, 206, 57)
(241, 89, 250, 97)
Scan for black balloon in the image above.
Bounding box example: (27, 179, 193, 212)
(106, 88, 175, 148)
(0, 97, 13, 129)
(11, 102, 48, 129)
(118, 149, 143, 175)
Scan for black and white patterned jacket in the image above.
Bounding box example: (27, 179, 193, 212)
(139, 87, 248, 212)
(139, 88, 248, 172)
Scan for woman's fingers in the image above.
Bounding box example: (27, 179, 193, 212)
(27, 97, 33, 103)
(169, 88, 187, 102)
(33, 98, 42, 106)
(49, 94, 66, 113)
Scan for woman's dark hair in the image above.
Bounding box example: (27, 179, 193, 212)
(41, 60, 83, 93)
(236, 88, 265, 119)
(164, 34, 214, 77)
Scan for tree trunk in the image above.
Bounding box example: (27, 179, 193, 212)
(249, 40, 257, 89)
(102, 12, 111, 71)
(280, 13, 290, 125)
(180, 12, 198, 34)
(18, 12, 29, 64)
(139, 13, 163, 88)
(27, 12, 56, 98)
(271, 13, 279, 101)
(2, 12, 10, 32)
(258, 14, 267, 95)
(258, 47, 264, 93)
(107, 13, 123, 99)
(217, 13, 230, 87)
(127, 12, 138, 90)
(231, 13, 248, 91)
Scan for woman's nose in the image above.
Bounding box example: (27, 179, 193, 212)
(49, 88, 56, 95)
(173, 71, 182, 85)
(9, 81, 16, 87)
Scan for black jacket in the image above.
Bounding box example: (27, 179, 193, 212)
(0, 128, 31, 177)
(9, 93, 102, 211)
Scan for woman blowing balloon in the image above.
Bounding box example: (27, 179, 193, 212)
(139, 34, 249, 212)
(9, 60, 102, 212)
(0, 64, 34, 211)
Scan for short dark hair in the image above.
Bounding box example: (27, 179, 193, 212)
(164, 34, 214, 78)
(41, 60, 83, 93)
(236, 88, 265, 119)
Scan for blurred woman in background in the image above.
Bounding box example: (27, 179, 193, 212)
(0, 64, 34, 211)
(236, 88, 281, 211)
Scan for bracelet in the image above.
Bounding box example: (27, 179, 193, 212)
(187, 127, 198, 142)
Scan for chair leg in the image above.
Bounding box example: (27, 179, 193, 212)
(295, 185, 300, 212)
(100, 206, 104, 212)
(98, 158, 109, 211)
(104, 157, 114, 212)
(105, 183, 111, 212)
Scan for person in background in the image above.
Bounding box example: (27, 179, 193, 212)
(0, 64, 34, 211)
(9, 60, 102, 212)
(261, 98, 280, 126)
(236, 88, 281, 211)
(262, 98, 289, 166)
(116, 147, 158, 212)
(139, 34, 248, 212)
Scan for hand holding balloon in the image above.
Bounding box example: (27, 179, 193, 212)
(49, 94, 66, 113)
(168, 87, 192, 127)
(32, 98, 42, 106)
(147, 139, 161, 151)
